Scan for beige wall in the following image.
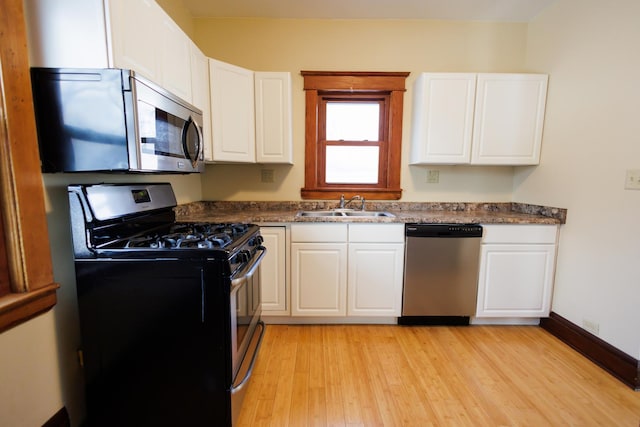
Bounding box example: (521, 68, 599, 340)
(156, 0, 195, 38)
(515, 0, 640, 359)
(194, 18, 529, 201)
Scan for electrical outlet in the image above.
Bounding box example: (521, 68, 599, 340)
(261, 169, 275, 183)
(624, 169, 640, 190)
(426, 169, 440, 184)
(582, 319, 600, 335)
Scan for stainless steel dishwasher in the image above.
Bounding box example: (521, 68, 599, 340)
(399, 224, 483, 325)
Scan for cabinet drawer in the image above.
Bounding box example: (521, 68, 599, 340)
(348, 224, 405, 243)
(482, 224, 557, 244)
(291, 224, 348, 242)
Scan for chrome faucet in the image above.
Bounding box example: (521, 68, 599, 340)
(338, 194, 362, 210)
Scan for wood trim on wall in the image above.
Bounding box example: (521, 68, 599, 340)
(300, 71, 409, 200)
(0, 0, 58, 332)
(42, 407, 70, 427)
(540, 312, 639, 391)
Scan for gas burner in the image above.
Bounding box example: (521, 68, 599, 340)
(204, 233, 233, 248)
(125, 236, 160, 248)
(120, 223, 250, 250)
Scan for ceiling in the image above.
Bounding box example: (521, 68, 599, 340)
(178, 0, 557, 22)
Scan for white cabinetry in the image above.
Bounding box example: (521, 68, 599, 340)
(410, 73, 548, 165)
(26, 0, 194, 103)
(260, 226, 288, 315)
(207, 64, 293, 164)
(410, 73, 476, 164)
(291, 224, 348, 316)
(156, 10, 193, 102)
(348, 224, 405, 316)
(254, 72, 294, 164)
(108, 0, 161, 83)
(290, 223, 404, 318)
(209, 59, 256, 163)
(475, 225, 558, 319)
(472, 74, 548, 165)
(190, 43, 213, 161)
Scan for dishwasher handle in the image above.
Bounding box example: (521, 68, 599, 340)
(405, 223, 482, 238)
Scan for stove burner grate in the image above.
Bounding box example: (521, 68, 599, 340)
(120, 223, 248, 250)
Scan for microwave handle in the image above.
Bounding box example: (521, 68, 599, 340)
(182, 116, 203, 168)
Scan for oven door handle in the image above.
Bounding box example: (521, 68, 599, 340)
(230, 246, 266, 290)
(231, 320, 265, 394)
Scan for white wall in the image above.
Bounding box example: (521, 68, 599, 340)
(515, 0, 640, 358)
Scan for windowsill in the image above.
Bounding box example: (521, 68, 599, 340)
(301, 188, 402, 200)
(0, 283, 59, 333)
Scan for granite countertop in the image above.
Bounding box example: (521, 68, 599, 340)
(175, 201, 567, 225)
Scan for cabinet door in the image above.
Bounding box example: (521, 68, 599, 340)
(348, 243, 404, 316)
(476, 244, 556, 317)
(254, 72, 293, 164)
(291, 243, 347, 316)
(209, 58, 256, 162)
(108, 0, 160, 82)
(158, 10, 192, 103)
(260, 227, 288, 314)
(190, 43, 213, 161)
(471, 74, 548, 165)
(410, 73, 476, 164)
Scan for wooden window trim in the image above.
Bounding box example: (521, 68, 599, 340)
(301, 71, 409, 200)
(0, 0, 58, 333)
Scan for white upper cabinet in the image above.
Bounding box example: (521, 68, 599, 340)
(410, 72, 548, 165)
(156, 8, 193, 103)
(410, 73, 476, 164)
(190, 42, 213, 161)
(26, 0, 193, 103)
(472, 74, 548, 165)
(254, 72, 294, 164)
(108, 0, 161, 82)
(209, 58, 256, 163)
(109, 0, 193, 103)
(207, 63, 293, 164)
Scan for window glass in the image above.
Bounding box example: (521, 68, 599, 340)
(325, 146, 379, 183)
(326, 102, 379, 141)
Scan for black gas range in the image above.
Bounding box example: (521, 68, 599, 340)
(68, 183, 266, 426)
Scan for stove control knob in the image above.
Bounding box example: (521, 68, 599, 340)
(237, 250, 251, 264)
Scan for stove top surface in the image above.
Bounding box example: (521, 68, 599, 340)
(123, 222, 251, 250)
(81, 222, 261, 260)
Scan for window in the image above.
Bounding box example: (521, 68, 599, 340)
(301, 71, 409, 200)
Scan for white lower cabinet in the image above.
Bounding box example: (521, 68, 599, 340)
(475, 225, 558, 318)
(348, 224, 404, 316)
(260, 226, 288, 315)
(290, 223, 404, 318)
(291, 224, 348, 316)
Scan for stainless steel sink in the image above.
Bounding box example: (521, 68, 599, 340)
(343, 211, 394, 217)
(296, 210, 345, 217)
(296, 210, 395, 218)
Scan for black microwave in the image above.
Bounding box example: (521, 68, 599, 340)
(30, 68, 204, 174)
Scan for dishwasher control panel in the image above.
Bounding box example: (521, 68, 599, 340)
(405, 223, 483, 238)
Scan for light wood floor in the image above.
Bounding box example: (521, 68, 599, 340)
(238, 324, 640, 427)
